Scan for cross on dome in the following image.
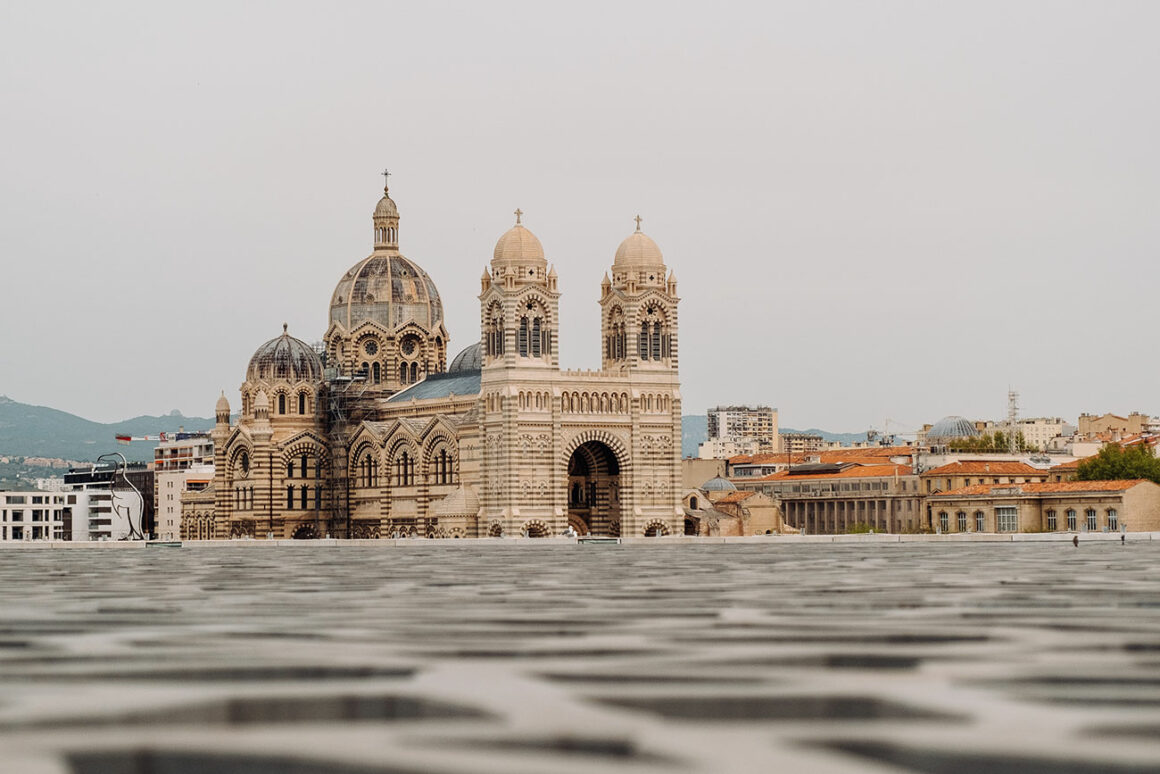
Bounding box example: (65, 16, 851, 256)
(514, 208, 523, 225)
(634, 215, 643, 232)
(381, 168, 391, 192)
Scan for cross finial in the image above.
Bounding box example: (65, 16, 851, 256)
(514, 208, 523, 225)
(634, 214, 642, 232)
(282, 322, 288, 334)
(381, 168, 391, 192)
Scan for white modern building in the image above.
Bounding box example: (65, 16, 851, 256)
(0, 491, 66, 541)
(154, 433, 214, 540)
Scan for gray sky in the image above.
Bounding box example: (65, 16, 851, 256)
(2, 1, 1157, 436)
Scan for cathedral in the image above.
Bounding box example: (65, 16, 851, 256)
(196, 178, 682, 540)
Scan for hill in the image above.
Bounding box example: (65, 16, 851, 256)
(0, 395, 215, 463)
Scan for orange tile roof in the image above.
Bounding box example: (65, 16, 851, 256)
(758, 464, 911, 482)
(715, 491, 757, 504)
(821, 447, 914, 460)
(1049, 459, 1083, 471)
(730, 453, 794, 465)
(922, 460, 1044, 477)
(930, 480, 1150, 498)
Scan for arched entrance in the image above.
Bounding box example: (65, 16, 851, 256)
(567, 441, 621, 536)
(291, 523, 317, 540)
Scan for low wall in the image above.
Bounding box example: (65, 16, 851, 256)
(1, 532, 1155, 548)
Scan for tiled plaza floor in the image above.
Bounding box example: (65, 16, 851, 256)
(1, 542, 1159, 773)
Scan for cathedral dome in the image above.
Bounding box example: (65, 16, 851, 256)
(448, 342, 482, 373)
(492, 211, 546, 269)
(329, 254, 444, 332)
(215, 391, 230, 413)
(614, 219, 664, 268)
(246, 325, 323, 383)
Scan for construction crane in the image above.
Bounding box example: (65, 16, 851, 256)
(115, 430, 198, 445)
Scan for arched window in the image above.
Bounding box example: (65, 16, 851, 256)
(975, 510, 985, 532)
(286, 486, 294, 510)
(1046, 509, 1058, 531)
(938, 512, 949, 533)
(531, 317, 541, 358)
(1066, 509, 1077, 531)
(1085, 508, 1097, 531)
(372, 362, 381, 384)
(410, 362, 418, 383)
(278, 393, 286, 415)
(957, 511, 967, 532)
(298, 392, 307, 415)
(299, 485, 307, 510)
(690, 496, 698, 510)
(300, 454, 308, 478)
(1108, 508, 1119, 531)
(519, 316, 529, 356)
(639, 322, 650, 361)
(286, 461, 294, 479)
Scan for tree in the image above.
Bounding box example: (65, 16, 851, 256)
(1076, 443, 1160, 485)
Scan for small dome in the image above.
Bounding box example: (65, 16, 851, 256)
(247, 325, 323, 383)
(927, 416, 980, 442)
(254, 389, 270, 410)
(702, 476, 737, 492)
(374, 190, 398, 219)
(614, 221, 664, 268)
(448, 343, 482, 373)
(215, 391, 230, 413)
(434, 485, 479, 517)
(493, 224, 546, 267)
(330, 254, 443, 331)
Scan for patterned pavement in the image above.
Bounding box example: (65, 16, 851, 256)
(1, 542, 1159, 773)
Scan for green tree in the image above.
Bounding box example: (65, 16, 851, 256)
(1076, 444, 1160, 484)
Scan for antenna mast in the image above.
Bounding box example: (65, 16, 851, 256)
(1007, 389, 1020, 454)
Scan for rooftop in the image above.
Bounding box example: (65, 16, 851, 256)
(930, 480, 1152, 498)
(922, 460, 1044, 477)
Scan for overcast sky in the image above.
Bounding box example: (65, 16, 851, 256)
(1, 1, 1157, 436)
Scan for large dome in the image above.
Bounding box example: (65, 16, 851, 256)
(247, 325, 322, 383)
(927, 416, 980, 442)
(330, 254, 444, 332)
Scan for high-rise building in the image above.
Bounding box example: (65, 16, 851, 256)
(704, 405, 778, 457)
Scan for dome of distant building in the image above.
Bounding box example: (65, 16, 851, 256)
(702, 476, 737, 492)
(927, 416, 980, 441)
(614, 223, 664, 269)
(329, 254, 443, 332)
(247, 325, 322, 383)
(448, 342, 482, 373)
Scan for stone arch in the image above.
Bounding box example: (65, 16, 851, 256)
(291, 523, 317, 540)
(643, 520, 670, 537)
(423, 433, 458, 486)
(523, 519, 550, 538)
(560, 429, 632, 477)
(487, 521, 504, 538)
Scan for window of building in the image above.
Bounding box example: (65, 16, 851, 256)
(975, 510, 985, 532)
(1108, 508, 1119, 531)
(1085, 508, 1097, 531)
(372, 362, 381, 384)
(1046, 509, 1057, 531)
(957, 511, 967, 532)
(278, 393, 286, 415)
(996, 506, 1018, 533)
(1066, 509, 1077, 531)
(286, 486, 294, 510)
(938, 512, 949, 533)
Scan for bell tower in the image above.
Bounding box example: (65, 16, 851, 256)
(601, 216, 679, 371)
